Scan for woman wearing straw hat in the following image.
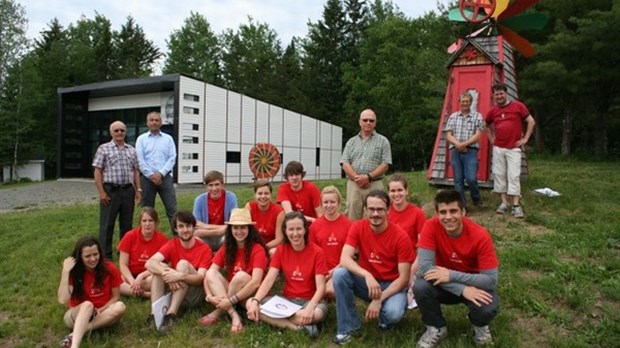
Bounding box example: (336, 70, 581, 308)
(200, 208, 268, 333)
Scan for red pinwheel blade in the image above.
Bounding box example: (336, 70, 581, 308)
(498, 24, 535, 57)
(499, 0, 540, 20)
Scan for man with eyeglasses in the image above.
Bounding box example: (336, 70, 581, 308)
(93, 121, 141, 260)
(341, 109, 392, 220)
(136, 111, 178, 233)
(332, 190, 413, 345)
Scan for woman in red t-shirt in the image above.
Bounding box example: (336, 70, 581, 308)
(244, 179, 285, 255)
(246, 212, 328, 338)
(200, 208, 268, 334)
(309, 185, 352, 298)
(387, 173, 427, 309)
(117, 207, 168, 298)
(57, 236, 126, 348)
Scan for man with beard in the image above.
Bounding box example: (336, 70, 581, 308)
(145, 211, 212, 333)
(332, 190, 414, 345)
(414, 190, 499, 347)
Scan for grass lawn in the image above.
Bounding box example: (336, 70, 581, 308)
(1, 157, 619, 347)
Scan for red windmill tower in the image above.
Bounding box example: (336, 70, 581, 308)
(427, 0, 547, 187)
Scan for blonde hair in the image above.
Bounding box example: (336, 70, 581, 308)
(321, 185, 342, 204)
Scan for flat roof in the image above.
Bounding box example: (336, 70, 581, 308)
(57, 73, 182, 98)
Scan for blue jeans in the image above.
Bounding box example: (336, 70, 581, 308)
(141, 174, 177, 233)
(413, 278, 499, 328)
(333, 267, 407, 335)
(450, 147, 481, 205)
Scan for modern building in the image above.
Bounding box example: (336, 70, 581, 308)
(57, 74, 343, 184)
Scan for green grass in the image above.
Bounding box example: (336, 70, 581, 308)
(1, 158, 619, 347)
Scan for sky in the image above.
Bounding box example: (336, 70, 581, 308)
(22, 0, 449, 53)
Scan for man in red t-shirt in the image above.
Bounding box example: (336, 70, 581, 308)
(414, 190, 499, 347)
(332, 190, 414, 345)
(276, 161, 322, 223)
(485, 83, 535, 218)
(146, 211, 212, 333)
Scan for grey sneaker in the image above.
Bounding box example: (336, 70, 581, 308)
(158, 313, 177, 333)
(333, 333, 353, 345)
(417, 326, 448, 348)
(303, 324, 319, 339)
(512, 206, 524, 218)
(495, 202, 509, 214)
(473, 325, 493, 345)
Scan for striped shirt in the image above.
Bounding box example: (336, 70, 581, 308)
(92, 141, 139, 184)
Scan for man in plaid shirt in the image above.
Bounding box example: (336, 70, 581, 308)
(444, 92, 484, 211)
(93, 121, 141, 260)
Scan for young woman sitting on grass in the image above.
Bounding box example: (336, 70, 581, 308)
(57, 236, 126, 348)
(244, 179, 285, 255)
(117, 207, 168, 298)
(246, 212, 328, 339)
(201, 208, 268, 333)
(309, 185, 352, 298)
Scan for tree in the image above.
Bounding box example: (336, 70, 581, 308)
(164, 12, 221, 84)
(219, 17, 283, 102)
(112, 16, 161, 79)
(0, 0, 28, 180)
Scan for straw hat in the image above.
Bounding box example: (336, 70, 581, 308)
(226, 208, 256, 225)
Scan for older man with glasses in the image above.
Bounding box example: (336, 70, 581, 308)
(93, 121, 141, 260)
(340, 109, 392, 220)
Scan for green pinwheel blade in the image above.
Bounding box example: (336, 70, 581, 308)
(500, 12, 548, 31)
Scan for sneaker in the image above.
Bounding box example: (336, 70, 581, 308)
(59, 334, 72, 348)
(473, 325, 493, 345)
(512, 206, 524, 218)
(333, 333, 353, 345)
(417, 326, 448, 348)
(158, 313, 178, 333)
(495, 202, 509, 214)
(303, 324, 319, 339)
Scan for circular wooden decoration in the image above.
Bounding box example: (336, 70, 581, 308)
(459, 0, 495, 23)
(248, 143, 281, 179)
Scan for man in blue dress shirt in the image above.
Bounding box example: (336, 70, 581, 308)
(136, 111, 178, 233)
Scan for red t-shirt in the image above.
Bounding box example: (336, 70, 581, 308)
(276, 181, 321, 218)
(270, 243, 328, 300)
(309, 214, 352, 270)
(346, 220, 414, 281)
(418, 217, 499, 273)
(388, 203, 426, 258)
(248, 201, 283, 244)
(158, 238, 212, 270)
(212, 243, 268, 281)
(69, 260, 122, 309)
(208, 192, 226, 225)
(117, 227, 168, 275)
(485, 100, 530, 149)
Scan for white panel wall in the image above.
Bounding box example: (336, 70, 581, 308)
(204, 141, 226, 174)
(256, 101, 269, 143)
(226, 163, 240, 183)
(320, 121, 332, 148)
(241, 97, 256, 145)
(89, 93, 161, 111)
(269, 105, 283, 147)
(320, 149, 332, 179)
(301, 149, 316, 179)
(205, 85, 227, 143)
(227, 91, 241, 144)
(301, 116, 317, 150)
(240, 144, 254, 181)
(283, 111, 300, 147)
(178, 77, 205, 183)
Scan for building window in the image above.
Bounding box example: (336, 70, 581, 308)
(182, 123, 199, 131)
(226, 151, 241, 163)
(182, 136, 199, 144)
(181, 165, 199, 173)
(316, 148, 321, 166)
(182, 153, 199, 160)
(183, 93, 200, 102)
(183, 106, 200, 115)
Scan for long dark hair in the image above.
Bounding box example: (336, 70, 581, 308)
(69, 236, 108, 302)
(224, 224, 267, 272)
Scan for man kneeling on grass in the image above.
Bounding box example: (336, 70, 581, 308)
(414, 190, 499, 348)
(145, 211, 212, 333)
(332, 190, 414, 345)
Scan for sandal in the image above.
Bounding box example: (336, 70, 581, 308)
(230, 322, 244, 334)
(198, 314, 219, 326)
(60, 334, 72, 348)
(228, 308, 244, 334)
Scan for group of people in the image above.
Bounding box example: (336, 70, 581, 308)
(58, 91, 534, 347)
